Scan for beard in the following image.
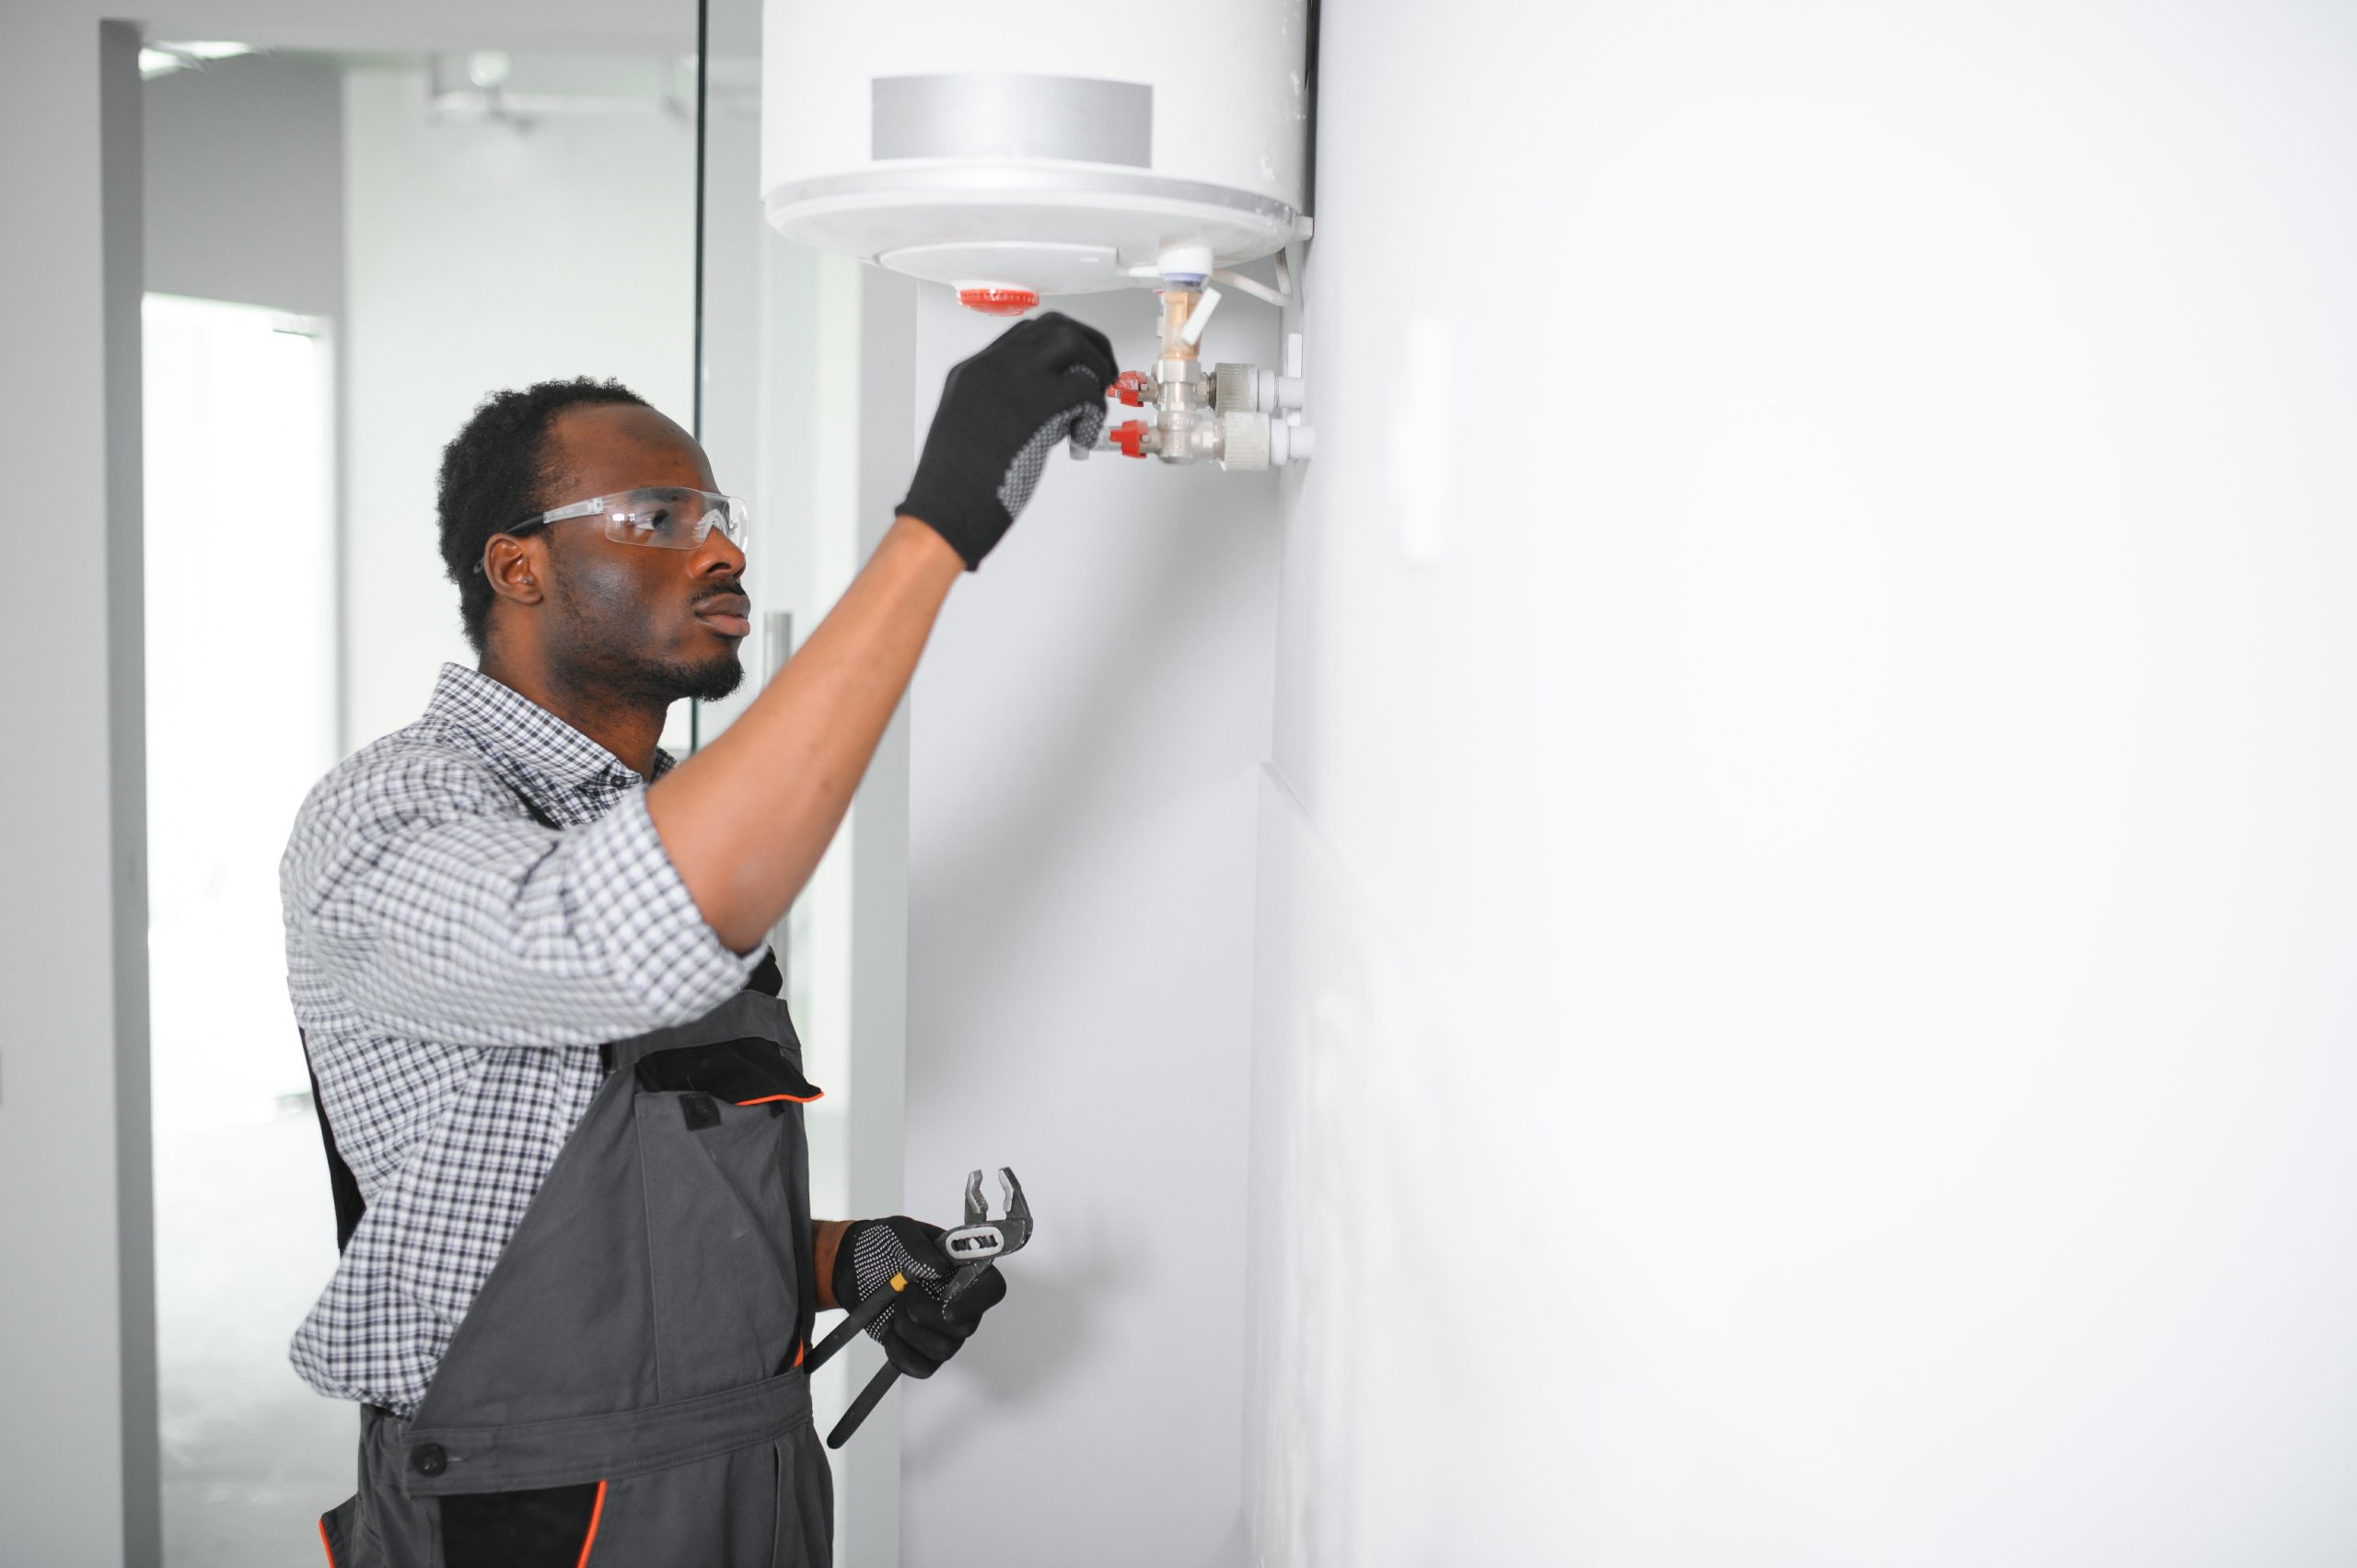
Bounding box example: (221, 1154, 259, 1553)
(546, 575, 748, 708)
(644, 645, 746, 703)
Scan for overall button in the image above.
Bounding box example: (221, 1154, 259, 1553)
(411, 1444, 447, 1477)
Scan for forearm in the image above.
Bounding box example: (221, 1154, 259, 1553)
(646, 517, 962, 952)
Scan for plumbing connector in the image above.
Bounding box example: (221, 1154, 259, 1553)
(1078, 390, 1310, 470)
(1067, 290, 1313, 469)
(1212, 364, 1306, 415)
(1210, 411, 1315, 470)
(1158, 289, 1204, 364)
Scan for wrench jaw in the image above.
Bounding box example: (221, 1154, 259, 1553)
(995, 1167, 1034, 1253)
(936, 1167, 1029, 1299)
(957, 1167, 1033, 1255)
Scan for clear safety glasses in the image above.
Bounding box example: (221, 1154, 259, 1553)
(475, 486, 749, 573)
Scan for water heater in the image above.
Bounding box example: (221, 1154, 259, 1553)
(761, 0, 1315, 469)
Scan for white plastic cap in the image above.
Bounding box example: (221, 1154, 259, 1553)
(1156, 243, 1215, 285)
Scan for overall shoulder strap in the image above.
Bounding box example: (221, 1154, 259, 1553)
(301, 1028, 369, 1253)
(300, 781, 559, 1253)
(300, 777, 584, 1253)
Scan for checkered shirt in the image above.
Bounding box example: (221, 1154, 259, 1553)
(282, 662, 761, 1413)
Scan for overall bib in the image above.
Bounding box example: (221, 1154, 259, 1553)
(311, 970, 833, 1568)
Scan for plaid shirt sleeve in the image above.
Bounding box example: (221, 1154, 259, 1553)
(284, 743, 759, 1047)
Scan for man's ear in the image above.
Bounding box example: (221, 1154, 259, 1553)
(482, 533, 549, 606)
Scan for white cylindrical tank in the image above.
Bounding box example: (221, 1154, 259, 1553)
(761, 0, 1310, 310)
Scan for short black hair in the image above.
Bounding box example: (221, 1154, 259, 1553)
(436, 377, 650, 654)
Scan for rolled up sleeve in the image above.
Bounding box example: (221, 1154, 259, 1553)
(285, 751, 759, 1047)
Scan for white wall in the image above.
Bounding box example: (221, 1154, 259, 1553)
(1248, 2, 2357, 1562)
(0, 23, 155, 1566)
(340, 59, 695, 750)
(900, 286, 1282, 1566)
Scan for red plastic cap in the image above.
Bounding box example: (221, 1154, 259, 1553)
(1109, 369, 1152, 408)
(957, 285, 1039, 316)
(1109, 420, 1148, 459)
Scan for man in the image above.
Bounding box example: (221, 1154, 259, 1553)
(284, 312, 1117, 1567)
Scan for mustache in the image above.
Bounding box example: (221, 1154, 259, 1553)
(690, 581, 749, 610)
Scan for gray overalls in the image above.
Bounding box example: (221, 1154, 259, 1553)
(311, 962, 833, 1567)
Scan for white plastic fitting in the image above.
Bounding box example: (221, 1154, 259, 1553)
(1155, 243, 1214, 286)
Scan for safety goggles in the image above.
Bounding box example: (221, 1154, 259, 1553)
(476, 486, 749, 573)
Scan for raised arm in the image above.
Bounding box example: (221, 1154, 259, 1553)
(645, 311, 1113, 952)
(647, 516, 958, 952)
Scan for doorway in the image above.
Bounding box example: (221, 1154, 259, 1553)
(143, 292, 346, 1565)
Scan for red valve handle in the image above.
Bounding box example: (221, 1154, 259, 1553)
(957, 285, 1039, 316)
(1109, 369, 1153, 408)
(1109, 420, 1148, 459)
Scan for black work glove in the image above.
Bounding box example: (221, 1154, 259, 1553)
(898, 310, 1118, 569)
(834, 1214, 1009, 1380)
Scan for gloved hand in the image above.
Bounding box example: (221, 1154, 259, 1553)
(834, 1214, 1009, 1379)
(898, 310, 1118, 569)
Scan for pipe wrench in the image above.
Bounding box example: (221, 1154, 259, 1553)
(806, 1167, 1032, 1448)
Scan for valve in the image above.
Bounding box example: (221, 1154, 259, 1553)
(1085, 288, 1313, 469)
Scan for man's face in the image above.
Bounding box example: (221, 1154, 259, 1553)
(531, 403, 749, 705)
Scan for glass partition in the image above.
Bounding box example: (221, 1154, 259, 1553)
(689, 6, 899, 1558)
